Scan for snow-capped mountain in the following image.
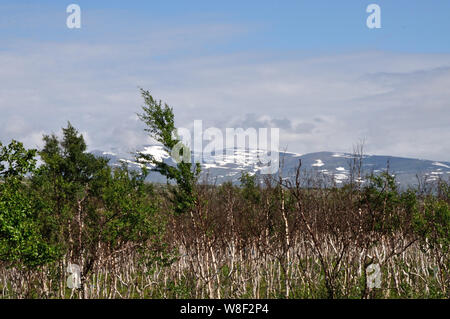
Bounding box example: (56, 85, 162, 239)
(280, 151, 450, 187)
(91, 146, 450, 187)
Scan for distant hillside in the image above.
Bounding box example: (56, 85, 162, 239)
(91, 146, 450, 187)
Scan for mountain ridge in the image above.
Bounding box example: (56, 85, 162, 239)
(91, 147, 450, 187)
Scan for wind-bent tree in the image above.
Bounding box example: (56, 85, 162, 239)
(137, 89, 201, 215)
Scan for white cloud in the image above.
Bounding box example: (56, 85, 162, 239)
(0, 34, 449, 161)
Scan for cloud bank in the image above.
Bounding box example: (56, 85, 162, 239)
(1, 26, 449, 161)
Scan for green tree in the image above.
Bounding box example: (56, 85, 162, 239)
(33, 123, 110, 258)
(137, 89, 201, 215)
(32, 122, 167, 297)
(0, 140, 58, 268)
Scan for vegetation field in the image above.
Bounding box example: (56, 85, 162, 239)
(1, 91, 448, 299)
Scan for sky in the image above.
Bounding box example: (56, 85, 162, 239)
(0, 1, 449, 161)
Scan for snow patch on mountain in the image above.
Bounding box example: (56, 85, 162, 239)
(432, 162, 450, 169)
(334, 173, 348, 184)
(312, 159, 325, 167)
(102, 151, 117, 156)
(332, 153, 352, 159)
(140, 145, 170, 162)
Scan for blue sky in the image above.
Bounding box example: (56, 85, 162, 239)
(2, 1, 450, 52)
(0, 1, 449, 161)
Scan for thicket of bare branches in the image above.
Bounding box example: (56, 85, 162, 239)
(1, 158, 448, 299)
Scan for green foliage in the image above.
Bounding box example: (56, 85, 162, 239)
(100, 165, 163, 250)
(239, 172, 261, 203)
(137, 89, 200, 214)
(0, 140, 36, 179)
(32, 123, 111, 254)
(37, 122, 109, 196)
(28, 122, 170, 283)
(361, 172, 405, 233)
(413, 197, 450, 252)
(0, 140, 59, 267)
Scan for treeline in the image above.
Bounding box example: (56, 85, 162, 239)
(0, 90, 448, 298)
